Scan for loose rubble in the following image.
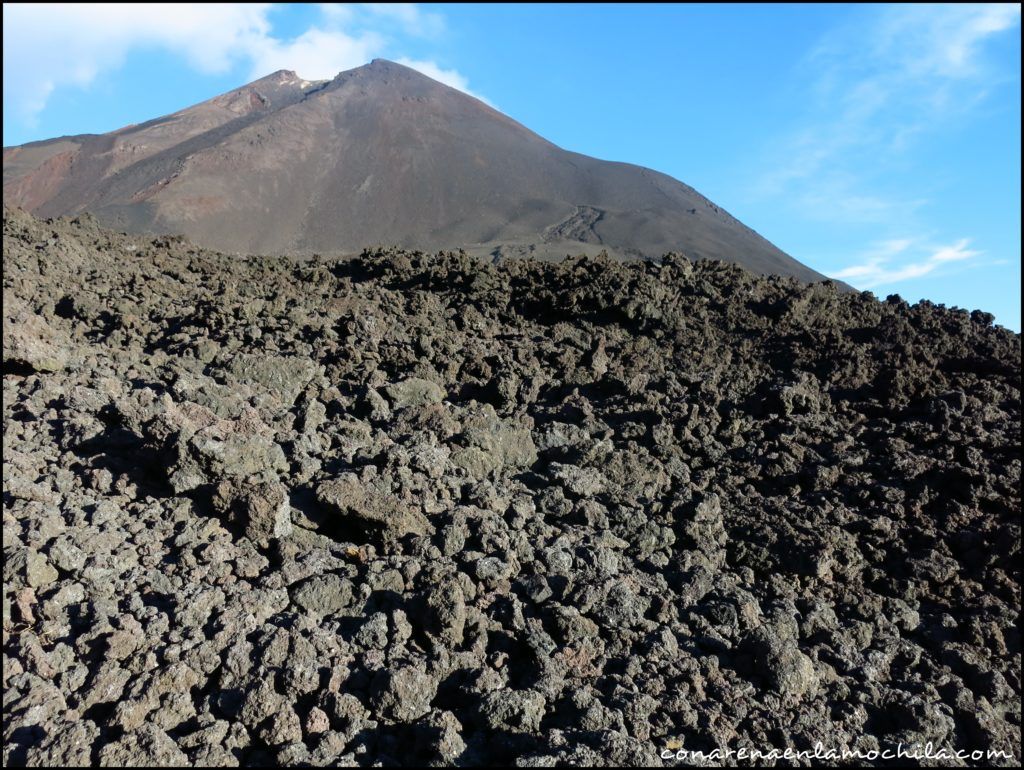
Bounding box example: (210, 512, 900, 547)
(3, 207, 1021, 766)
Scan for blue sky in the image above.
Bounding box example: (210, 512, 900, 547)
(4, 3, 1021, 330)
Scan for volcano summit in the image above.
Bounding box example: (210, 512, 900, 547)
(4, 59, 829, 282)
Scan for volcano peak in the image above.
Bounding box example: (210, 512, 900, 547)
(3, 60, 831, 284)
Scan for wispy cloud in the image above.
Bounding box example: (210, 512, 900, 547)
(832, 237, 982, 288)
(394, 58, 493, 105)
(244, 22, 382, 82)
(757, 4, 1021, 221)
(870, 3, 1021, 80)
(794, 177, 928, 225)
(357, 3, 445, 37)
(2, 3, 484, 126)
(3, 3, 272, 122)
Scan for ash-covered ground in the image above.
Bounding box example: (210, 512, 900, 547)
(2, 207, 1020, 767)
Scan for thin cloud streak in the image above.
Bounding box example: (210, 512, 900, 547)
(832, 237, 983, 288)
(756, 4, 1020, 224)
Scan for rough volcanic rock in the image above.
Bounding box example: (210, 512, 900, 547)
(2, 207, 1020, 767)
(211, 479, 293, 545)
(3, 296, 70, 373)
(316, 473, 433, 540)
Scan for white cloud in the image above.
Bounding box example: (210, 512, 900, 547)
(395, 58, 493, 105)
(832, 237, 982, 288)
(795, 184, 928, 225)
(245, 26, 383, 81)
(2, 2, 483, 128)
(318, 3, 356, 25)
(872, 3, 1021, 79)
(756, 4, 1020, 222)
(3, 3, 272, 124)
(360, 3, 444, 37)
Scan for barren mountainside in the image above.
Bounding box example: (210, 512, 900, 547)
(3, 60, 830, 282)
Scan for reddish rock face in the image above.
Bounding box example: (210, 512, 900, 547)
(4, 60, 831, 283)
(3, 147, 76, 212)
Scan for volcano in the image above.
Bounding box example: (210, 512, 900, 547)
(4, 59, 828, 282)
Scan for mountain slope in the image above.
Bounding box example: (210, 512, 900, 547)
(4, 60, 829, 282)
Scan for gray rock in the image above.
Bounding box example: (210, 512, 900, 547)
(383, 377, 445, 409)
(300, 399, 328, 433)
(25, 717, 99, 766)
(3, 297, 69, 372)
(291, 573, 357, 617)
(317, 473, 432, 540)
(550, 463, 607, 497)
(259, 705, 303, 746)
(182, 430, 287, 489)
(97, 723, 188, 767)
(224, 352, 320, 405)
(354, 612, 390, 649)
(451, 403, 537, 477)
(477, 689, 546, 732)
(419, 578, 467, 647)
(25, 551, 59, 587)
(413, 709, 466, 763)
(212, 479, 292, 544)
(152, 401, 289, 493)
(369, 664, 438, 722)
(744, 625, 819, 698)
(239, 678, 285, 727)
(474, 556, 512, 584)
